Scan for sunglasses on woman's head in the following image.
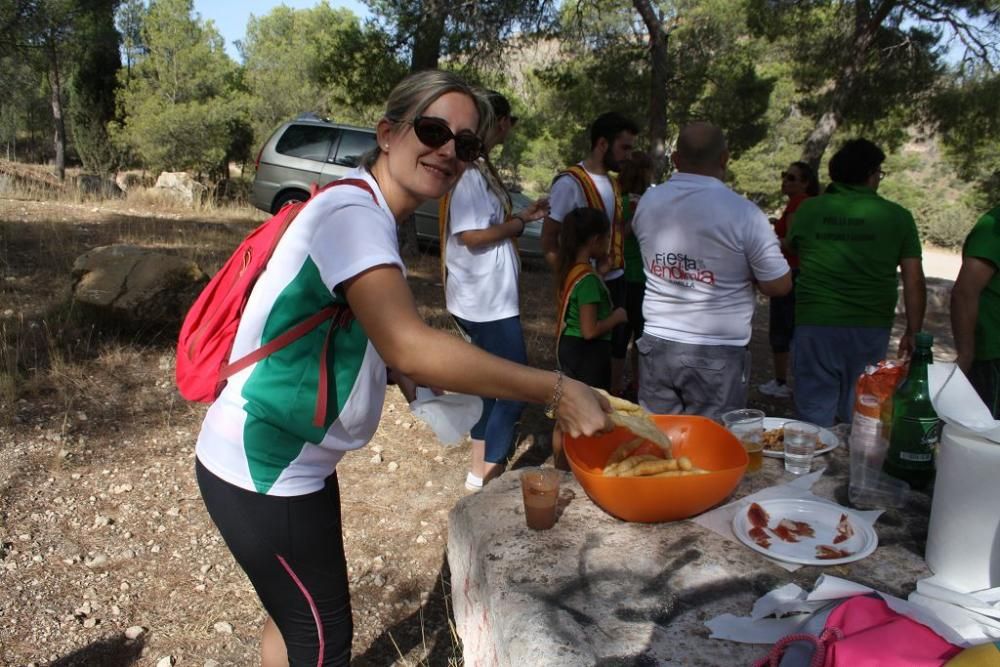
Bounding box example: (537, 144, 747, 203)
(410, 116, 484, 162)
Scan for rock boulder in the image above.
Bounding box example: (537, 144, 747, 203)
(71, 245, 206, 324)
(152, 172, 206, 207)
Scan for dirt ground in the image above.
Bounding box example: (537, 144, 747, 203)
(0, 195, 957, 667)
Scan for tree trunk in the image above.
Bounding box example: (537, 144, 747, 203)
(47, 42, 66, 181)
(409, 1, 446, 72)
(801, 109, 841, 173)
(632, 0, 671, 180)
(799, 0, 894, 171)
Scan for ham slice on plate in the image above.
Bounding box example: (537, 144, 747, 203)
(833, 513, 855, 545)
(815, 545, 853, 560)
(748, 526, 771, 549)
(747, 502, 769, 529)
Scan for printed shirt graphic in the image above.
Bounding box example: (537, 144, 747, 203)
(787, 183, 921, 329)
(195, 167, 401, 496)
(632, 173, 789, 346)
(963, 206, 1000, 361)
(445, 167, 520, 322)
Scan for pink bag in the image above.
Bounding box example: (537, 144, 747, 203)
(755, 595, 961, 667)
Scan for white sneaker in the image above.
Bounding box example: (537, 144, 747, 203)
(465, 472, 484, 492)
(758, 379, 793, 398)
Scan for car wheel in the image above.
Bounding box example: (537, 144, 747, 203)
(272, 189, 310, 214)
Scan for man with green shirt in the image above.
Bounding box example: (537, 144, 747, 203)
(787, 138, 926, 426)
(951, 207, 1000, 417)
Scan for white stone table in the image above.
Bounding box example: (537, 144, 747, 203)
(447, 448, 932, 666)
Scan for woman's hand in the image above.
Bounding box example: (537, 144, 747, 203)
(556, 378, 613, 438)
(519, 196, 550, 222)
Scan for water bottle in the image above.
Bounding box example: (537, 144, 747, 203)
(882, 332, 941, 490)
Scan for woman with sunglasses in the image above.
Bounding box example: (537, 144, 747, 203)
(194, 70, 611, 667)
(758, 161, 820, 399)
(440, 91, 549, 491)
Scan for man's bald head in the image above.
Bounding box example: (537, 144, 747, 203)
(673, 122, 728, 176)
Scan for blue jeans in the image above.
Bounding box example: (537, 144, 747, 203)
(792, 325, 890, 427)
(452, 315, 527, 464)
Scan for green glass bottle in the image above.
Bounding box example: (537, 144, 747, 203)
(882, 332, 941, 490)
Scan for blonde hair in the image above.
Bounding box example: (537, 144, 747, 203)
(362, 70, 494, 169)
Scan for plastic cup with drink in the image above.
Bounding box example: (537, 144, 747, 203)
(722, 409, 765, 473)
(783, 421, 820, 475)
(520, 469, 561, 530)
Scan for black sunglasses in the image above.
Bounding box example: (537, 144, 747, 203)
(781, 171, 800, 182)
(410, 116, 484, 162)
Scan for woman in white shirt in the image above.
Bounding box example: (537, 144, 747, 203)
(443, 91, 549, 490)
(195, 73, 607, 667)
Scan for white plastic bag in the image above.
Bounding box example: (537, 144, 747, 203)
(409, 387, 482, 447)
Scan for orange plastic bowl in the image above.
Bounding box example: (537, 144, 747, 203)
(565, 414, 748, 523)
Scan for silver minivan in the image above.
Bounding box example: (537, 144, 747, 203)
(251, 114, 543, 257)
(251, 114, 378, 214)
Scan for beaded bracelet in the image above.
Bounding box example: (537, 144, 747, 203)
(544, 370, 564, 420)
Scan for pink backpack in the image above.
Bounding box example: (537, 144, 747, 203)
(754, 594, 960, 667)
(176, 178, 377, 423)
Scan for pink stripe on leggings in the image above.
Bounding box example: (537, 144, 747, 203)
(276, 554, 325, 667)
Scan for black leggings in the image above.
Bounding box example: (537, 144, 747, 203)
(196, 459, 352, 666)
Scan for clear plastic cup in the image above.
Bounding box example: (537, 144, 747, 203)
(849, 436, 909, 509)
(783, 421, 820, 475)
(521, 469, 561, 530)
(722, 409, 765, 472)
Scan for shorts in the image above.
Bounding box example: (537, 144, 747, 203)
(196, 459, 352, 666)
(558, 335, 612, 390)
(606, 276, 629, 359)
(635, 335, 750, 421)
(792, 325, 890, 427)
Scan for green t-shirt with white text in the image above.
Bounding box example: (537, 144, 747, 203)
(787, 183, 922, 328)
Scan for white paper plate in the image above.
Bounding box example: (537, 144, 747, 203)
(761, 417, 840, 458)
(731, 498, 878, 566)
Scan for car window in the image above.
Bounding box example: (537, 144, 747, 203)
(275, 124, 339, 162)
(333, 130, 377, 167)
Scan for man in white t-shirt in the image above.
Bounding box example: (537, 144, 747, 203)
(632, 122, 792, 420)
(543, 111, 639, 394)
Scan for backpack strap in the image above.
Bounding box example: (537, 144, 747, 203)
(221, 177, 379, 427)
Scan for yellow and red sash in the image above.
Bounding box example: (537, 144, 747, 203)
(555, 262, 612, 357)
(438, 161, 517, 287)
(558, 165, 624, 272)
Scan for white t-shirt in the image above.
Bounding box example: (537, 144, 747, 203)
(633, 172, 789, 346)
(445, 167, 520, 322)
(196, 167, 400, 496)
(548, 163, 624, 281)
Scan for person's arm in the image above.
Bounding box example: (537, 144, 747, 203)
(459, 196, 550, 250)
(579, 304, 627, 340)
(458, 216, 525, 249)
(951, 255, 997, 372)
(542, 216, 560, 269)
(757, 271, 793, 297)
(344, 264, 611, 437)
(898, 257, 926, 358)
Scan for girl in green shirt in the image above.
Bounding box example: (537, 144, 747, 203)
(552, 207, 628, 468)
